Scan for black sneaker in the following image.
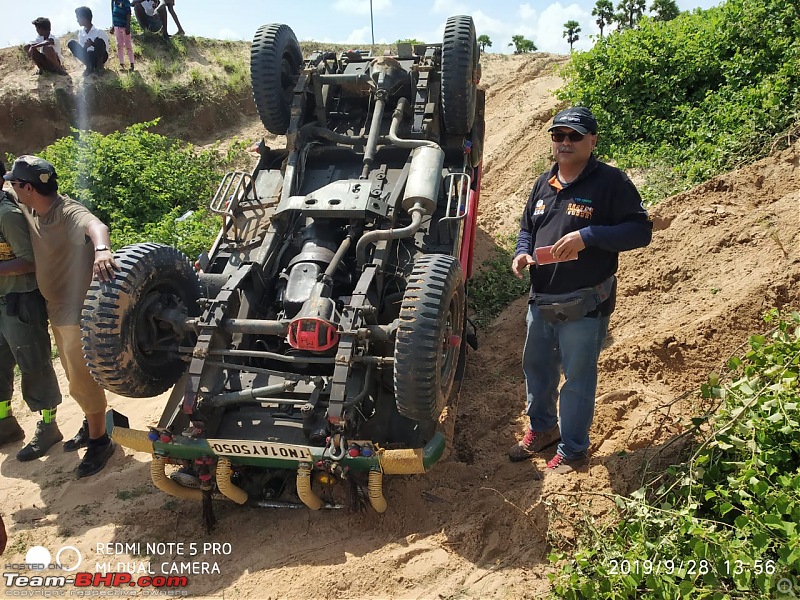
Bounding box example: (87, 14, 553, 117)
(76, 440, 115, 479)
(17, 421, 63, 461)
(0, 416, 25, 447)
(64, 420, 89, 452)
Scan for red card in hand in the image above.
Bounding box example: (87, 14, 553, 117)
(535, 245, 577, 265)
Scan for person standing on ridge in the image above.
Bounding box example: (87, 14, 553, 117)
(5, 155, 119, 478)
(156, 0, 185, 36)
(111, 0, 135, 71)
(508, 107, 652, 475)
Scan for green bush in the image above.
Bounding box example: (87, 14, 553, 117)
(549, 311, 800, 598)
(40, 120, 222, 259)
(559, 0, 800, 195)
(468, 234, 530, 327)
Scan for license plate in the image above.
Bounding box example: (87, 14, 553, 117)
(207, 439, 313, 461)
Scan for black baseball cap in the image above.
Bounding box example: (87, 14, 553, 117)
(548, 107, 598, 135)
(3, 155, 57, 184)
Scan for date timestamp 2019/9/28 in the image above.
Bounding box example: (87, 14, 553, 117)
(606, 558, 777, 576)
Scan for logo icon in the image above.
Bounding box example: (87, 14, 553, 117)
(22, 544, 82, 571)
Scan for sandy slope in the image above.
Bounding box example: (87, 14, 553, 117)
(1, 53, 799, 599)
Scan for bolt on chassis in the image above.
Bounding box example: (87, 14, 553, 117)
(81, 16, 484, 517)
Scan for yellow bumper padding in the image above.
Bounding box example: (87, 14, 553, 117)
(112, 426, 155, 454)
(296, 463, 323, 510)
(378, 448, 426, 475)
(150, 456, 204, 501)
(216, 458, 248, 505)
(368, 468, 387, 513)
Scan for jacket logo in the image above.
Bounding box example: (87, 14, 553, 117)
(566, 203, 593, 219)
(533, 199, 546, 215)
(0, 242, 16, 261)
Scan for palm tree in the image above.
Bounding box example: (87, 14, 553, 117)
(592, 0, 615, 37)
(477, 34, 492, 52)
(650, 0, 680, 21)
(509, 35, 537, 54)
(563, 21, 581, 51)
(616, 0, 647, 29)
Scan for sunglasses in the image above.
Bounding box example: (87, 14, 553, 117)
(551, 131, 587, 142)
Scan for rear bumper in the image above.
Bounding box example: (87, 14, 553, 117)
(106, 409, 445, 474)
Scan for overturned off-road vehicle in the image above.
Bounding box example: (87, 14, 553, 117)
(82, 17, 484, 522)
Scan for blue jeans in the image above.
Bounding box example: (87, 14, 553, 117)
(522, 303, 609, 459)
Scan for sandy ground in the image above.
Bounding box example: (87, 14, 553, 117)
(1, 52, 800, 599)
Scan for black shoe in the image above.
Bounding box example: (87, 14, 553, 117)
(0, 416, 25, 447)
(64, 420, 89, 452)
(76, 440, 115, 479)
(17, 421, 63, 461)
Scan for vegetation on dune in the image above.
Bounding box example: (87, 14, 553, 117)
(559, 0, 800, 203)
(468, 234, 530, 327)
(550, 311, 800, 598)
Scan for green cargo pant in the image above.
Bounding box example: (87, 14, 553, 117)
(0, 289, 62, 412)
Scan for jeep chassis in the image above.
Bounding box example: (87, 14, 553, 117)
(81, 17, 484, 521)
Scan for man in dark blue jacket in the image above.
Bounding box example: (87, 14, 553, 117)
(508, 107, 652, 474)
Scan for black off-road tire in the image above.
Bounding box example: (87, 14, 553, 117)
(81, 243, 200, 398)
(441, 15, 479, 135)
(251, 23, 303, 135)
(394, 254, 466, 425)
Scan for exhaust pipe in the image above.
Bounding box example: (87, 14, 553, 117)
(216, 458, 247, 505)
(111, 425, 154, 454)
(150, 457, 204, 501)
(296, 463, 323, 510)
(368, 467, 388, 513)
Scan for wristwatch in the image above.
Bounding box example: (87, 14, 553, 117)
(94, 244, 111, 252)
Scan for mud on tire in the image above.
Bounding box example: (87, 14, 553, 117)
(441, 15, 479, 135)
(251, 23, 303, 135)
(81, 243, 200, 398)
(394, 254, 466, 425)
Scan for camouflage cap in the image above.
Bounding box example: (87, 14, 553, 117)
(3, 155, 57, 184)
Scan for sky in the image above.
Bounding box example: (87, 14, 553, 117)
(1, 0, 721, 55)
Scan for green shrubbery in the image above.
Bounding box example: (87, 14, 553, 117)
(468, 234, 530, 327)
(40, 120, 223, 259)
(550, 311, 800, 598)
(559, 0, 800, 196)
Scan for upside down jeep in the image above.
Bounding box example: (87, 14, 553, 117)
(81, 17, 484, 523)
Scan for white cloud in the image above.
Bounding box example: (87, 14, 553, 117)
(334, 0, 392, 16)
(344, 26, 373, 45)
(519, 3, 536, 20)
(534, 2, 596, 52)
(471, 10, 506, 34)
(216, 28, 243, 41)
